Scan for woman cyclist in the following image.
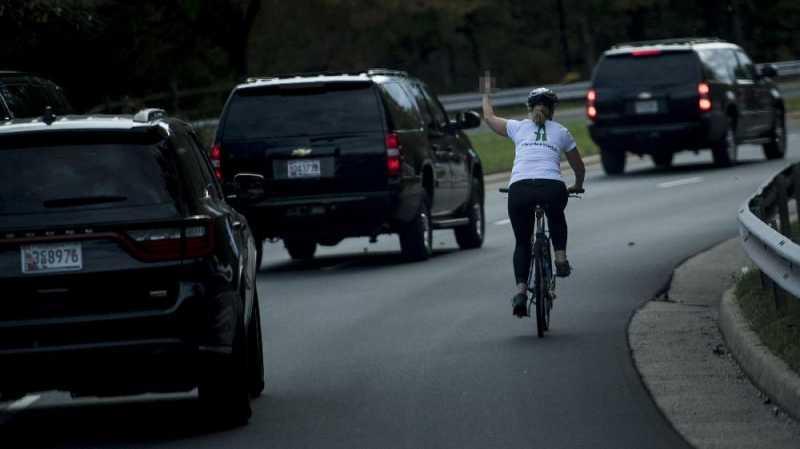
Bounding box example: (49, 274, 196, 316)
(482, 85, 586, 317)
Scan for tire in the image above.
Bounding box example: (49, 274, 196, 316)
(712, 118, 737, 167)
(763, 111, 786, 160)
(198, 293, 252, 427)
(248, 291, 265, 398)
(601, 148, 625, 175)
(533, 244, 546, 338)
(399, 196, 433, 261)
(284, 238, 316, 260)
(651, 152, 673, 169)
(454, 178, 484, 250)
(255, 238, 264, 271)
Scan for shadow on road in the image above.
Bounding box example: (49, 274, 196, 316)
(259, 249, 460, 275)
(591, 158, 768, 182)
(0, 395, 236, 448)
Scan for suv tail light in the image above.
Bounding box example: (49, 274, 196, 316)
(632, 49, 661, 57)
(125, 217, 214, 261)
(210, 144, 223, 181)
(385, 132, 401, 176)
(698, 82, 712, 112)
(586, 89, 598, 121)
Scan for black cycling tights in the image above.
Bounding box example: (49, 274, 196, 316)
(508, 179, 568, 285)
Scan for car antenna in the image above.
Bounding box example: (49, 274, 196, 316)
(42, 106, 56, 125)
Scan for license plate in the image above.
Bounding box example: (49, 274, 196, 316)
(635, 100, 659, 114)
(287, 159, 321, 179)
(21, 242, 83, 274)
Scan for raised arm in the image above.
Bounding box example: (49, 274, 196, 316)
(482, 93, 508, 137)
(565, 148, 585, 193)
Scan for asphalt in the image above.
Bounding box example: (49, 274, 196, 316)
(630, 238, 800, 448)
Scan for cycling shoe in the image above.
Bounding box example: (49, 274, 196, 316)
(512, 293, 528, 317)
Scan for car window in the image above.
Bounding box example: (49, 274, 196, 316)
(188, 130, 223, 200)
(593, 52, 703, 87)
(222, 83, 383, 140)
(0, 83, 49, 118)
(0, 139, 181, 215)
(734, 51, 757, 81)
(697, 49, 734, 83)
(379, 82, 422, 130)
(403, 82, 434, 127)
(417, 83, 449, 128)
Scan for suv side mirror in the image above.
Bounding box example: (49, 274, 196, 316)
(454, 110, 482, 130)
(233, 173, 265, 202)
(759, 64, 778, 79)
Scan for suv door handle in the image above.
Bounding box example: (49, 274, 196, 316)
(232, 220, 244, 230)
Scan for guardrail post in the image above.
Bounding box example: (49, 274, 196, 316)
(776, 175, 792, 236)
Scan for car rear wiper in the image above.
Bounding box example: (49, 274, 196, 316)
(43, 195, 128, 208)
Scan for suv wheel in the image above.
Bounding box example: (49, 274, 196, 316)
(712, 119, 737, 167)
(249, 291, 265, 398)
(284, 238, 317, 260)
(198, 292, 252, 427)
(601, 148, 626, 175)
(651, 152, 673, 169)
(763, 112, 786, 160)
(454, 177, 484, 249)
(400, 196, 433, 261)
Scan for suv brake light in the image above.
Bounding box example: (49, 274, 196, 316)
(632, 49, 661, 57)
(586, 89, 598, 121)
(210, 144, 223, 181)
(386, 133, 401, 176)
(698, 82, 712, 112)
(125, 217, 214, 261)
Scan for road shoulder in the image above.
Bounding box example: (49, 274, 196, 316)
(628, 238, 800, 449)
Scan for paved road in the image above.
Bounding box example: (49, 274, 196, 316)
(2, 125, 798, 448)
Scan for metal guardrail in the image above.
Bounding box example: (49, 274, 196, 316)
(187, 59, 800, 130)
(738, 163, 800, 310)
(438, 59, 800, 112)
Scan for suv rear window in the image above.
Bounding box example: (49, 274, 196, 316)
(0, 142, 180, 215)
(222, 83, 383, 140)
(594, 52, 702, 87)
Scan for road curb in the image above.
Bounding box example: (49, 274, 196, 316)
(719, 285, 800, 421)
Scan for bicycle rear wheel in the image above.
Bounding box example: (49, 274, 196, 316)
(533, 243, 546, 338)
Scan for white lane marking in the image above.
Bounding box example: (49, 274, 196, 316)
(494, 219, 511, 225)
(7, 395, 40, 411)
(657, 176, 704, 189)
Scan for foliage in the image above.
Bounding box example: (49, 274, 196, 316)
(1, 0, 798, 114)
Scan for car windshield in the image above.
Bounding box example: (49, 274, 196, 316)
(0, 142, 181, 215)
(594, 52, 702, 87)
(222, 83, 384, 139)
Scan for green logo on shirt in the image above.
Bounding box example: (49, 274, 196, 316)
(535, 125, 548, 142)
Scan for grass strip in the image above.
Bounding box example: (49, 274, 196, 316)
(735, 268, 800, 375)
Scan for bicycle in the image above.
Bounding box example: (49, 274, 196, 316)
(499, 186, 583, 337)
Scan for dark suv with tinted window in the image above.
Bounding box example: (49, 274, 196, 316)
(0, 109, 263, 425)
(586, 38, 786, 174)
(213, 69, 484, 262)
(0, 71, 72, 119)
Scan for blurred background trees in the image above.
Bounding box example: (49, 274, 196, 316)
(1, 0, 798, 115)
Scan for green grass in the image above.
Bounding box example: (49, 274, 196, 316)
(786, 96, 800, 113)
(735, 268, 800, 375)
(470, 117, 598, 175)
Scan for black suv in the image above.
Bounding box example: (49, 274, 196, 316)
(586, 38, 786, 174)
(0, 109, 263, 425)
(0, 71, 72, 120)
(213, 69, 485, 262)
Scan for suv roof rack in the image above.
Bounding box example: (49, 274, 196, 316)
(133, 108, 166, 123)
(611, 37, 726, 49)
(243, 68, 408, 84)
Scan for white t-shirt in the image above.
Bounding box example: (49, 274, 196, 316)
(506, 119, 577, 185)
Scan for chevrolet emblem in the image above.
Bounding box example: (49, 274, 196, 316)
(292, 148, 313, 157)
